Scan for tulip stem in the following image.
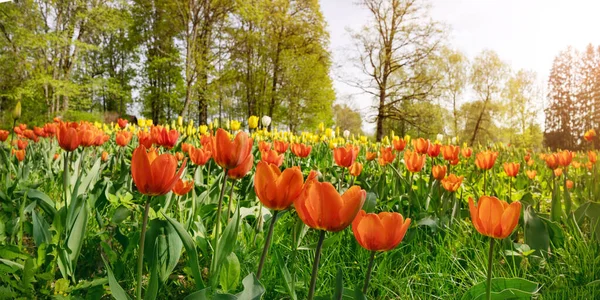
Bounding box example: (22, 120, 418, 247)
(63, 151, 70, 209)
(211, 168, 229, 278)
(307, 230, 326, 300)
(339, 168, 345, 191)
(257, 210, 279, 279)
(485, 238, 495, 300)
(483, 171, 487, 195)
(363, 251, 376, 294)
(136, 196, 151, 300)
(227, 179, 235, 221)
(9, 119, 16, 145)
(508, 178, 512, 203)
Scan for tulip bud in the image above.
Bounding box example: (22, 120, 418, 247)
(262, 116, 272, 128)
(177, 116, 183, 127)
(343, 130, 350, 139)
(12, 101, 21, 120)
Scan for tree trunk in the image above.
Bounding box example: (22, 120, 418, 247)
(470, 98, 489, 146)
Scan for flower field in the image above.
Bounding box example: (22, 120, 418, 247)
(0, 117, 598, 299)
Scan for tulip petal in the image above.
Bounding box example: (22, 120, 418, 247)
(132, 146, 152, 194)
(477, 196, 503, 236)
(469, 198, 485, 235)
(500, 201, 522, 238)
(337, 186, 366, 232)
(150, 154, 177, 194)
(356, 213, 385, 250)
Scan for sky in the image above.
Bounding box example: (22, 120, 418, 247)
(320, 0, 600, 133)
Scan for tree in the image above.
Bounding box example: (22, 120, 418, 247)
(468, 50, 508, 146)
(349, 0, 444, 141)
(333, 103, 363, 135)
(436, 47, 468, 136)
(504, 69, 541, 148)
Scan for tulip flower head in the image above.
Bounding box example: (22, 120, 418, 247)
(503, 162, 520, 177)
(349, 161, 363, 177)
(442, 145, 460, 161)
(248, 116, 259, 129)
(172, 179, 194, 196)
(413, 138, 430, 154)
(352, 210, 411, 251)
(392, 137, 406, 152)
(366, 151, 378, 161)
(589, 151, 597, 164)
(378, 147, 396, 166)
(189, 146, 212, 166)
(57, 122, 81, 152)
(526, 170, 536, 180)
(291, 143, 312, 158)
(333, 145, 359, 168)
(469, 196, 521, 239)
(441, 174, 464, 192)
(227, 153, 254, 180)
(475, 150, 498, 170)
(584, 129, 596, 142)
(545, 153, 559, 170)
(0, 130, 9, 142)
(261, 149, 284, 167)
(432, 165, 447, 180)
(294, 172, 366, 232)
(131, 145, 187, 196)
(254, 162, 304, 210)
(404, 150, 426, 173)
(211, 128, 253, 170)
(273, 140, 289, 154)
(427, 143, 441, 158)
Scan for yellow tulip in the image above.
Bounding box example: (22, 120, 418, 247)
(248, 116, 259, 129)
(12, 101, 21, 120)
(199, 125, 208, 135)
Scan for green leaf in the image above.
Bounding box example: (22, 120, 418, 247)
(144, 220, 182, 282)
(112, 206, 131, 225)
(219, 252, 240, 293)
(32, 210, 52, 246)
(162, 212, 205, 290)
(361, 192, 377, 213)
(523, 206, 549, 254)
(102, 256, 131, 300)
(144, 244, 160, 300)
(333, 267, 343, 300)
(236, 273, 265, 300)
(461, 277, 539, 300)
(550, 177, 562, 222)
(23, 189, 56, 218)
(273, 250, 297, 300)
(212, 208, 240, 287)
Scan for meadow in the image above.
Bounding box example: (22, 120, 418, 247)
(0, 116, 598, 300)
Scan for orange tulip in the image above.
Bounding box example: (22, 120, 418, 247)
(378, 147, 396, 166)
(16, 139, 28, 150)
(172, 179, 194, 196)
(189, 146, 212, 166)
(227, 153, 254, 180)
(413, 138, 430, 154)
(432, 165, 447, 180)
(13, 149, 25, 162)
(349, 162, 363, 177)
(44, 123, 57, 136)
(138, 131, 154, 149)
(131, 145, 187, 196)
(116, 131, 133, 147)
(333, 145, 359, 168)
(211, 128, 253, 170)
(584, 129, 596, 142)
(392, 138, 406, 152)
(254, 162, 304, 210)
(557, 150, 573, 167)
(503, 162, 520, 177)
(441, 174, 463, 192)
(117, 118, 128, 129)
(428, 143, 441, 158)
(153, 126, 179, 149)
(34, 127, 46, 138)
(261, 149, 284, 167)
(273, 140, 289, 154)
(524, 154, 531, 162)
(526, 170, 536, 180)
(589, 151, 597, 164)
(461, 147, 472, 158)
(0, 130, 9, 142)
(566, 180, 574, 189)
(200, 134, 212, 149)
(57, 122, 80, 152)
(352, 210, 410, 251)
(77, 129, 97, 147)
(175, 152, 184, 161)
(291, 143, 312, 158)
(181, 143, 193, 153)
(468, 196, 521, 239)
(442, 145, 460, 161)
(404, 150, 426, 173)
(366, 151, 377, 161)
(53, 153, 60, 160)
(101, 151, 109, 161)
(544, 153, 559, 170)
(475, 150, 498, 170)
(258, 141, 271, 153)
(23, 129, 37, 141)
(294, 173, 366, 232)
(554, 168, 563, 177)
(572, 161, 581, 169)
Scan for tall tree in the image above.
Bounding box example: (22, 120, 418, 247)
(436, 47, 468, 136)
(504, 69, 541, 147)
(349, 0, 444, 141)
(468, 50, 508, 146)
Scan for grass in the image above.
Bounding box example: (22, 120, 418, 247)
(238, 212, 599, 299)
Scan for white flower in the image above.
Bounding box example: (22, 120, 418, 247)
(451, 137, 457, 144)
(261, 116, 272, 127)
(437, 134, 444, 142)
(343, 130, 350, 138)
